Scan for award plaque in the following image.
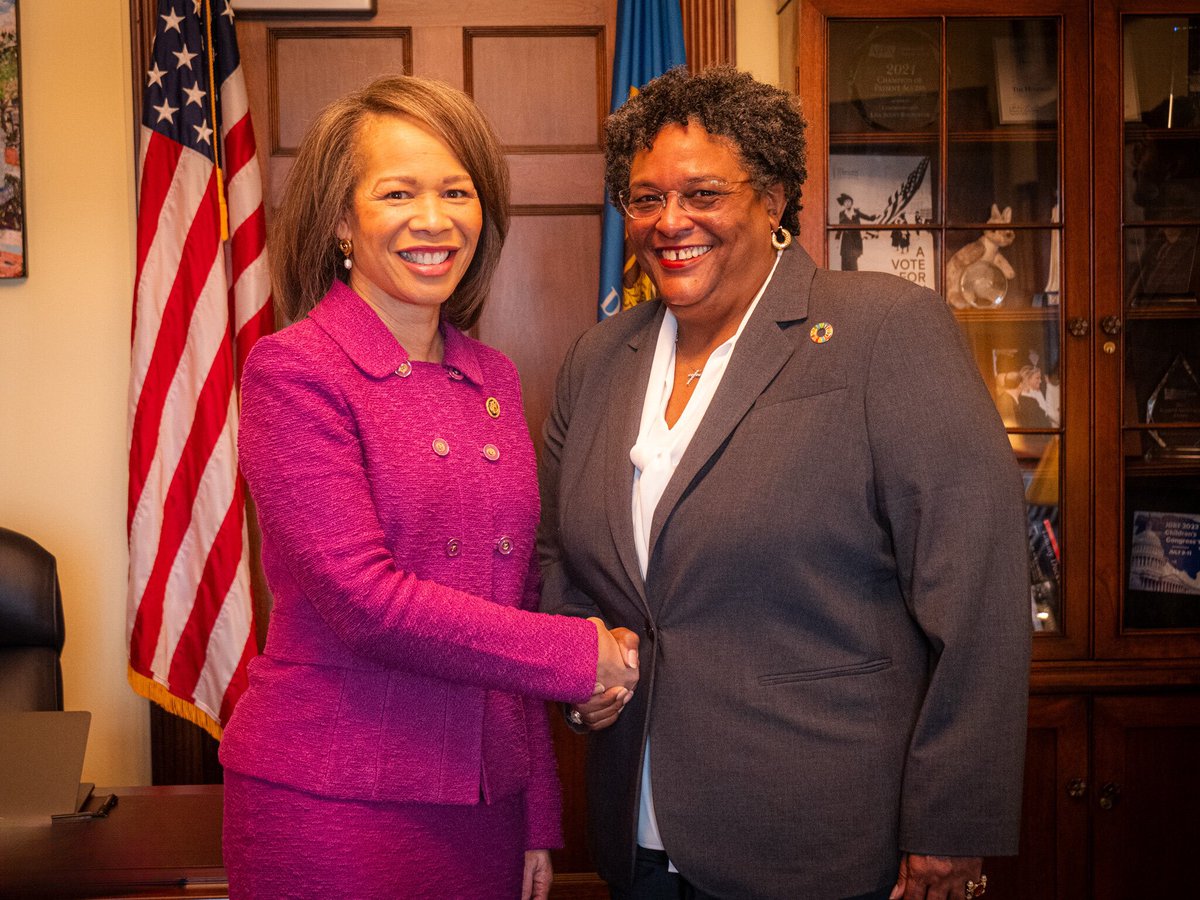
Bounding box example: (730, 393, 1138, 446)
(1146, 354, 1200, 459)
(850, 26, 940, 132)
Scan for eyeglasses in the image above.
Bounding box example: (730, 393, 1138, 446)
(618, 180, 752, 219)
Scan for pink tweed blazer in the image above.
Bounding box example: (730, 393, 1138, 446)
(219, 282, 598, 849)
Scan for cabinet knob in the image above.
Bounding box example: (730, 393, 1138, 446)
(1099, 781, 1121, 810)
(1100, 315, 1123, 336)
(1066, 777, 1087, 799)
(1068, 317, 1090, 338)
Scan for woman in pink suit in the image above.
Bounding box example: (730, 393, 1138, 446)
(219, 76, 639, 900)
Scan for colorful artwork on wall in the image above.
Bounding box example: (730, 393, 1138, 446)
(0, 0, 25, 279)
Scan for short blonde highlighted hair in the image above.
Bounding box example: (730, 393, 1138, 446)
(271, 75, 510, 330)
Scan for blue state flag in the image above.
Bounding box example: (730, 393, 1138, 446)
(598, 0, 687, 319)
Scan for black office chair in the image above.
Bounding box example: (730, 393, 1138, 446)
(0, 527, 66, 711)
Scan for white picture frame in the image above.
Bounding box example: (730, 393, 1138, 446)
(232, 0, 376, 15)
(993, 36, 1057, 125)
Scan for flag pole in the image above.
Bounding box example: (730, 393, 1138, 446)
(204, 0, 229, 241)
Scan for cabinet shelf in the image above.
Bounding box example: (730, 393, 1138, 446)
(952, 307, 1060, 324)
(948, 129, 1058, 142)
(1125, 125, 1200, 140)
(1122, 458, 1200, 476)
(1125, 305, 1200, 319)
(828, 131, 938, 145)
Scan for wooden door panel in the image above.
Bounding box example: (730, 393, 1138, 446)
(479, 212, 602, 450)
(268, 28, 414, 153)
(985, 695, 1089, 900)
(465, 27, 606, 152)
(1092, 694, 1200, 900)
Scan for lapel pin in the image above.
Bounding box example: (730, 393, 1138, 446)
(810, 322, 834, 344)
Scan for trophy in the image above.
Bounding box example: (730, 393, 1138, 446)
(1146, 354, 1200, 459)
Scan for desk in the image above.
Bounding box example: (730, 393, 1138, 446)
(0, 785, 226, 899)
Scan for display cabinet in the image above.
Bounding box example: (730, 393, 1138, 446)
(799, 0, 1092, 659)
(1095, 2, 1200, 660)
(797, 1, 1200, 894)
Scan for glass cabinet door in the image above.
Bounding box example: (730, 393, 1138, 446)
(810, 6, 1089, 659)
(1096, 4, 1200, 658)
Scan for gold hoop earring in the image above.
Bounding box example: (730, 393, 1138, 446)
(770, 226, 792, 251)
(337, 238, 353, 270)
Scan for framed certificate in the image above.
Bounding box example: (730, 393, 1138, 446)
(233, 0, 376, 15)
(993, 37, 1058, 124)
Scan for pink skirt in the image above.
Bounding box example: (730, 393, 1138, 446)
(223, 771, 525, 899)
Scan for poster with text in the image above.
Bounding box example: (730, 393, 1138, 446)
(828, 153, 935, 291)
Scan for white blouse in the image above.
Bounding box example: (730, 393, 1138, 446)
(629, 251, 782, 859)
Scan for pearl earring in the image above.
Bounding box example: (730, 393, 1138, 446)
(337, 238, 353, 270)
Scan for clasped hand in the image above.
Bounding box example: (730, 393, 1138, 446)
(578, 618, 639, 731)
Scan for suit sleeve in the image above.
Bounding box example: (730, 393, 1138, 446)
(238, 338, 597, 704)
(864, 284, 1032, 856)
(518, 551, 567, 849)
(538, 333, 605, 620)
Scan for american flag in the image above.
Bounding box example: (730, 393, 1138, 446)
(127, 0, 271, 740)
(878, 156, 930, 224)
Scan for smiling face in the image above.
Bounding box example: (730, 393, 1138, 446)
(336, 114, 483, 322)
(626, 121, 784, 332)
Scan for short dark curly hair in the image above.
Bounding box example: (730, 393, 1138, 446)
(604, 66, 807, 235)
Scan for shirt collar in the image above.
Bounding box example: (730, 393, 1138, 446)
(308, 280, 485, 385)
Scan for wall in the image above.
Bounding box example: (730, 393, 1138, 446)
(0, 0, 148, 785)
(736, 0, 782, 87)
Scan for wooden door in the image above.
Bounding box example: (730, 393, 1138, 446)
(1092, 694, 1200, 900)
(233, 8, 615, 889)
(231, 2, 617, 455)
(985, 695, 1089, 900)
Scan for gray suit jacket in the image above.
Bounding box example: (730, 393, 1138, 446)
(539, 246, 1031, 899)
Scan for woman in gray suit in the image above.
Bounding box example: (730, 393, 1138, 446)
(539, 67, 1030, 900)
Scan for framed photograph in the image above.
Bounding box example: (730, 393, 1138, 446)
(1129, 511, 1200, 593)
(1123, 513, 1200, 633)
(829, 153, 936, 289)
(0, 0, 25, 278)
(993, 36, 1057, 125)
(1125, 489, 1200, 629)
(232, 0, 376, 15)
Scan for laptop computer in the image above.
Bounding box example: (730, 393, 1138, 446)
(0, 710, 92, 822)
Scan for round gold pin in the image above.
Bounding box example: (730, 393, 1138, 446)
(486, 397, 501, 418)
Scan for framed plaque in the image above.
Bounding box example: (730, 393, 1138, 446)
(849, 25, 940, 132)
(1129, 510, 1200, 597)
(1126, 509, 1200, 629)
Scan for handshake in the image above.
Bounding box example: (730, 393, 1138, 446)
(577, 618, 640, 732)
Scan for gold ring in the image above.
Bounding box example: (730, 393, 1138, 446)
(965, 875, 987, 899)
